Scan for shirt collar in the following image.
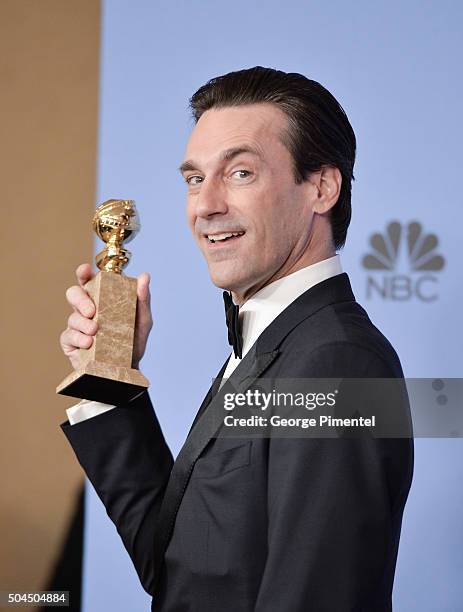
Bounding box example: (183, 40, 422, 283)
(238, 254, 343, 357)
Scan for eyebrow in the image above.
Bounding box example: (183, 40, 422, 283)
(178, 146, 263, 175)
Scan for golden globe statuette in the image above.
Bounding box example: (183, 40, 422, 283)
(56, 199, 150, 404)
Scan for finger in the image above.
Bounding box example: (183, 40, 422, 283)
(68, 311, 98, 335)
(76, 263, 94, 288)
(66, 285, 96, 318)
(60, 328, 94, 352)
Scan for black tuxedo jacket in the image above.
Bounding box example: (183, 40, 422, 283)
(62, 272, 413, 611)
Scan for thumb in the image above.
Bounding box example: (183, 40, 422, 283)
(133, 272, 153, 368)
(136, 272, 153, 331)
(137, 272, 151, 306)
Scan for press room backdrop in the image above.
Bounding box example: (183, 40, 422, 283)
(1, 2, 99, 611)
(36, 0, 463, 610)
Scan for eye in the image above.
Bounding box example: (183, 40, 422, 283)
(186, 175, 203, 186)
(232, 170, 253, 179)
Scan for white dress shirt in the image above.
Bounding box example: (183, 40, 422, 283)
(66, 255, 342, 425)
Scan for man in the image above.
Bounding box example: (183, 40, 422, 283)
(60, 67, 413, 611)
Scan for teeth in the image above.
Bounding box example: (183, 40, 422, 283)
(212, 232, 233, 241)
(207, 231, 244, 243)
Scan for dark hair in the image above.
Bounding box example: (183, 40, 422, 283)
(189, 66, 356, 250)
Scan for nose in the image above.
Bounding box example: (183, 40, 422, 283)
(193, 176, 228, 218)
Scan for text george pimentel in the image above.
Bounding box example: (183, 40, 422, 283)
(223, 414, 376, 428)
(222, 390, 376, 428)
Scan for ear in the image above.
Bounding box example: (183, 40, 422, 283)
(309, 166, 342, 214)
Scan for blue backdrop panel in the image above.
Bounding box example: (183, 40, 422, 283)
(82, 1, 463, 610)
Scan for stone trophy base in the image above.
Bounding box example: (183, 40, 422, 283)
(56, 362, 149, 405)
(56, 270, 149, 405)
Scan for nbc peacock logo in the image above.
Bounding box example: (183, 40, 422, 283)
(362, 221, 445, 301)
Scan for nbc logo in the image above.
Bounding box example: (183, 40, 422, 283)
(362, 221, 445, 302)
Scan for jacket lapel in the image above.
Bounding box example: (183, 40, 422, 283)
(152, 344, 279, 592)
(187, 357, 230, 435)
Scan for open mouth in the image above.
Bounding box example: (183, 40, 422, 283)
(206, 231, 245, 245)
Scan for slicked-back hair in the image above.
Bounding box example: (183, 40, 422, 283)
(189, 66, 356, 250)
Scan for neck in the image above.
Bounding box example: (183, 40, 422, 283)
(232, 239, 336, 306)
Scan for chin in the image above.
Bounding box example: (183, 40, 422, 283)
(209, 274, 237, 292)
(208, 265, 249, 293)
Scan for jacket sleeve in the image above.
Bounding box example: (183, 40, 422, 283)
(61, 391, 173, 595)
(253, 343, 414, 611)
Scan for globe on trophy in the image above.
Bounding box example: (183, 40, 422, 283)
(56, 199, 150, 404)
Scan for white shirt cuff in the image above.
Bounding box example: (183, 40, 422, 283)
(66, 400, 116, 425)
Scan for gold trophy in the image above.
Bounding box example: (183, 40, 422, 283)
(57, 199, 150, 404)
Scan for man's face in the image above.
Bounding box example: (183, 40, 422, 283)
(181, 103, 317, 301)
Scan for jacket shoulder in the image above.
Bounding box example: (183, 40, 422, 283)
(277, 300, 404, 378)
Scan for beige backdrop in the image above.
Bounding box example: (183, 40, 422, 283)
(0, 0, 100, 605)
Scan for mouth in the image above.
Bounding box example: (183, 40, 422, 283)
(204, 230, 245, 246)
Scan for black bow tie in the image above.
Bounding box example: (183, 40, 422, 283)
(223, 291, 243, 359)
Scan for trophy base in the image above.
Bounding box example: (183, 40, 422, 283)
(56, 361, 149, 405)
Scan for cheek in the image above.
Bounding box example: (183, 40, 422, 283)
(235, 186, 273, 231)
(186, 199, 196, 233)
(257, 195, 301, 253)
(254, 192, 288, 238)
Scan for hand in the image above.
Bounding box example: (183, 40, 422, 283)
(60, 263, 153, 370)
